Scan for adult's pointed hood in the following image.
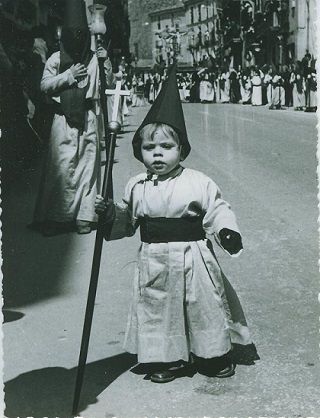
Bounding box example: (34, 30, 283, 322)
(60, 0, 91, 67)
(59, 0, 92, 131)
(132, 64, 191, 162)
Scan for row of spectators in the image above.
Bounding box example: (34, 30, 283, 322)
(122, 60, 317, 113)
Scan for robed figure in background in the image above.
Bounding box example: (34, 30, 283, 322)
(290, 61, 305, 111)
(219, 67, 230, 103)
(251, 67, 262, 106)
(305, 67, 317, 112)
(229, 67, 241, 104)
(240, 68, 251, 105)
(270, 68, 285, 109)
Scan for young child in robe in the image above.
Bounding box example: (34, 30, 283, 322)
(95, 66, 258, 383)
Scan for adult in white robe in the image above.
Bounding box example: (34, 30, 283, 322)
(199, 78, 214, 103)
(33, 52, 114, 230)
(271, 74, 285, 108)
(107, 167, 258, 365)
(154, 73, 162, 98)
(290, 71, 305, 110)
(251, 72, 262, 106)
(220, 71, 230, 103)
(135, 78, 146, 107)
(215, 73, 222, 103)
(240, 75, 251, 104)
(179, 81, 189, 102)
(263, 71, 273, 107)
(131, 76, 138, 106)
(148, 77, 156, 103)
(305, 70, 317, 110)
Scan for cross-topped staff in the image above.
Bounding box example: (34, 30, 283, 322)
(72, 61, 129, 418)
(106, 80, 131, 124)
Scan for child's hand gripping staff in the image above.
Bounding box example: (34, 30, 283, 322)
(95, 195, 116, 225)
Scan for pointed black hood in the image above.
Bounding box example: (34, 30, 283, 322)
(132, 64, 191, 162)
(60, 0, 91, 66)
(59, 0, 92, 131)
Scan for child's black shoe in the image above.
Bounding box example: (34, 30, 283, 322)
(150, 361, 196, 383)
(215, 363, 235, 378)
(150, 369, 176, 383)
(193, 352, 235, 378)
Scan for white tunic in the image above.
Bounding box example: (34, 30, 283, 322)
(179, 82, 190, 102)
(109, 168, 254, 363)
(290, 73, 305, 108)
(264, 74, 273, 105)
(251, 75, 262, 106)
(240, 76, 251, 103)
(306, 74, 317, 107)
(199, 80, 214, 102)
(271, 75, 285, 107)
(220, 73, 230, 103)
(34, 52, 114, 224)
(215, 79, 221, 103)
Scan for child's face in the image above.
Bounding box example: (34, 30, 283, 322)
(141, 129, 182, 175)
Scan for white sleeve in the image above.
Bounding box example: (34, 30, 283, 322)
(202, 179, 242, 256)
(202, 179, 240, 236)
(40, 53, 76, 96)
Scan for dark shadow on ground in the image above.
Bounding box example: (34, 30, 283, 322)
(2, 309, 25, 323)
(4, 352, 137, 418)
(2, 156, 76, 308)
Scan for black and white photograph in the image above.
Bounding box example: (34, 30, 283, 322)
(0, 0, 319, 417)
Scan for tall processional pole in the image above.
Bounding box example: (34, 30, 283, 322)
(72, 4, 128, 415)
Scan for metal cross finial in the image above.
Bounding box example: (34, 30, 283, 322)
(105, 80, 131, 123)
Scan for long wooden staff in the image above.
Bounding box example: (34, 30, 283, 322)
(72, 55, 126, 416)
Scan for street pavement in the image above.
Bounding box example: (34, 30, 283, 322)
(2, 102, 319, 418)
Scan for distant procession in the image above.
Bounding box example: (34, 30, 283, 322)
(125, 60, 317, 112)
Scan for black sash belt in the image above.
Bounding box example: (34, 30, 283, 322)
(139, 217, 205, 243)
(53, 100, 94, 116)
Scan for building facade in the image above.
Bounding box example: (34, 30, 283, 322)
(287, 0, 317, 61)
(128, 0, 318, 70)
(128, 0, 184, 68)
(183, 0, 216, 66)
(129, 0, 220, 69)
(150, 5, 187, 67)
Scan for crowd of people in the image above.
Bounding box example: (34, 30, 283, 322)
(122, 58, 317, 113)
(1, 18, 317, 174)
(0, 0, 317, 240)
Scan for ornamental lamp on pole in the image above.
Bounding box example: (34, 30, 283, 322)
(89, 3, 107, 46)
